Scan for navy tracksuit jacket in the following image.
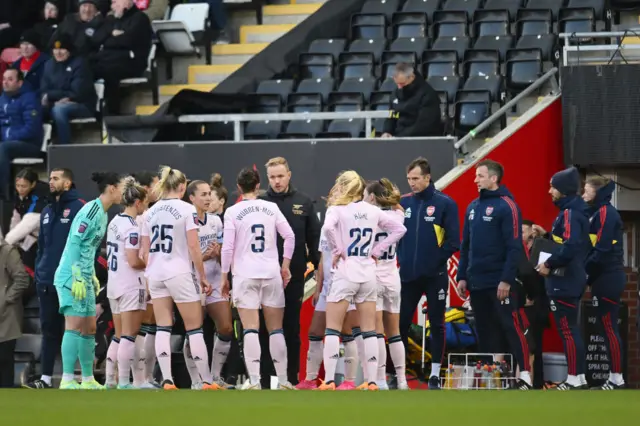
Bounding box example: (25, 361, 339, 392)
(457, 186, 530, 372)
(397, 183, 459, 367)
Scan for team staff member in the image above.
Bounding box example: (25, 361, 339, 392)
(24, 168, 85, 389)
(259, 157, 321, 386)
(397, 157, 459, 389)
(582, 177, 625, 390)
(536, 167, 590, 391)
(456, 160, 533, 390)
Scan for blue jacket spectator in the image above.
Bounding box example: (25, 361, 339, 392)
(545, 167, 590, 299)
(0, 68, 44, 200)
(12, 29, 50, 92)
(457, 185, 522, 290)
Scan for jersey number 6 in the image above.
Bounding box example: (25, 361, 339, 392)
(150, 224, 174, 254)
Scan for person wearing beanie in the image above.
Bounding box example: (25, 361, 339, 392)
(456, 159, 534, 390)
(535, 166, 591, 391)
(582, 176, 626, 390)
(12, 29, 50, 92)
(52, 0, 106, 56)
(0, 0, 43, 53)
(40, 33, 97, 145)
(31, 1, 63, 52)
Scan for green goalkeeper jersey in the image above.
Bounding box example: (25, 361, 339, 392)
(54, 198, 108, 287)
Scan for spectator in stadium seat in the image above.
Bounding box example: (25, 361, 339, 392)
(24, 168, 85, 389)
(0, 237, 30, 388)
(90, 0, 152, 115)
(12, 30, 49, 93)
(41, 34, 97, 145)
(31, 1, 64, 52)
(0, 68, 44, 201)
(381, 63, 443, 138)
(5, 168, 49, 273)
(258, 157, 321, 387)
(0, 0, 43, 54)
(136, 0, 170, 21)
(54, 0, 106, 56)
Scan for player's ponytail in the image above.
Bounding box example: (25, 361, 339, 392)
(366, 178, 402, 209)
(91, 171, 123, 194)
(328, 170, 364, 206)
(122, 176, 147, 207)
(210, 172, 228, 206)
(154, 165, 187, 199)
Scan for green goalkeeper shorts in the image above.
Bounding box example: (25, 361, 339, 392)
(55, 279, 97, 317)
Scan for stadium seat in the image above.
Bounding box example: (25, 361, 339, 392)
(319, 118, 366, 138)
(245, 120, 283, 140)
(515, 33, 556, 62)
(23, 317, 41, 334)
(423, 49, 459, 69)
(424, 59, 458, 77)
(287, 93, 324, 113)
(454, 89, 492, 135)
(463, 51, 503, 101)
(336, 76, 377, 102)
(120, 45, 160, 105)
(483, 0, 525, 21)
(256, 79, 296, 104)
(328, 91, 365, 111)
(377, 77, 398, 93)
(388, 37, 430, 56)
(427, 75, 462, 103)
(339, 52, 376, 80)
(347, 38, 388, 62)
(432, 35, 471, 60)
(381, 51, 418, 77)
(392, 12, 429, 38)
(15, 334, 42, 361)
(361, 0, 402, 21)
(525, 0, 564, 20)
(249, 94, 282, 113)
(280, 119, 325, 139)
(369, 94, 391, 135)
(567, 0, 605, 20)
(433, 11, 469, 37)
(516, 11, 556, 61)
(472, 10, 514, 61)
(351, 13, 387, 39)
(505, 48, 543, 93)
(308, 38, 348, 62)
(559, 7, 596, 35)
(295, 78, 335, 103)
(402, 0, 443, 22)
(298, 53, 334, 79)
(442, 0, 482, 20)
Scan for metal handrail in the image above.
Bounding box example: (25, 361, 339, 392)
(179, 110, 391, 141)
(454, 67, 559, 150)
(559, 30, 640, 43)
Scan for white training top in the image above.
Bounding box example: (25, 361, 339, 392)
(106, 213, 144, 299)
(196, 212, 224, 285)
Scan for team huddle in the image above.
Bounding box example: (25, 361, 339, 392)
(51, 163, 409, 391)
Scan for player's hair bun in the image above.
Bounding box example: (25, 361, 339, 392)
(91, 172, 106, 183)
(210, 173, 223, 188)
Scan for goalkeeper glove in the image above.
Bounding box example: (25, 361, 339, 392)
(71, 265, 87, 300)
(93, 275, 101, 296)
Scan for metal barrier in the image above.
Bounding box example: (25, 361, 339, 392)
(178, 110, 392, 142)
(454, 67, 560, 150)
(560, 30, 640, 66)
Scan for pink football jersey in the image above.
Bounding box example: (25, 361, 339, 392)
(106, 214, 144, 299)
(323, 202, 406, 283)
(196, 213, 224, 285)
(375, 209, 405, 281)
(221, 199, 294, 279)
(142, 199, 199, 281)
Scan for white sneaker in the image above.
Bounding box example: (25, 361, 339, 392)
(137, 381, 160, 389)
(376, 380, 389, 390)
(277, 381, 296, 390)
(397, 382, 410, 390)
(239, 379, 261, 390)
(191, 382, 203, 390)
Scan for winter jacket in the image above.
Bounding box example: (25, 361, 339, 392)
(41, 55, 97, 113)
(12, 52, 49, 92)
(54, 13, 105, 56)
(457, 186, 522, 290)
(0, 242, 30, 343)
(0, 85, 43, 145)
(398, 182, 460, 281)
(585, 180, 624, 276)
(6, 181, 49, 253)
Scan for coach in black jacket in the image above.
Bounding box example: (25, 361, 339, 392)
(381, 62, 443, 138)
(258, 157, 321, 386)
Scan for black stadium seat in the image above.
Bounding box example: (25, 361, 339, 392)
(472, 9, 514, 60)
(388, 37, 430, 56)
(427, 74, 462, 103)
(281, 120, 325, 139)
(443, 0, 482, 20)
(287, 93, 324, 113)
(454, 89, 492, 134)
(249, 94, 282, 113)
(23, 317, 41, 334)
(351, 13, 387, 39)
(295, 78, 335, 103)
(378, 77, 398, 93)
(337, 76, 377, 102)
(505, 48, 543, 93)
(298, 53, 334, 79)
(347, 38, 387, 62)
(328, 91, 365, 111)
(381, 51, 418, 77)
(433, 11, 469, 37)
(245, 121, 283, 140)
(320, 119, 366, 138)
(423, 50, 459, 77)
(483, 0, 525, 21)
(525, 0, 565, 20)
(307, 38, 347, 62)
(339, 52, 376, 79)
(568, 0, 605, 20)
(559, 7, 596, 34)
(463, 50, 502, 101)
(16, 334, 42, 361)
(515, 10, 556, 61)
(256, 79, 295, 104)
(402, 0, 443, 22)
(392, 12, 429, 38)
(361, 0, 402, 21)
(432, 35, 471, 60)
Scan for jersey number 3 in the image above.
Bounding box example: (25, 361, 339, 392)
(251, 224, 265, 253)
(348, 227, 373, 257)
(150, 224, 174, 254)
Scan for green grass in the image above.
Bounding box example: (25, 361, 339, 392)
(1, 390, 639, 425)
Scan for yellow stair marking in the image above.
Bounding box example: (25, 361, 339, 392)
(188, 64, 242, 84)
(212, 43, 268, 55)
(240, 24, 296, 44)
(136, 105, 160, 115)
(621, 36, 640, 45)
(159, 84, 218, 96)
(262, 4, 322, 15)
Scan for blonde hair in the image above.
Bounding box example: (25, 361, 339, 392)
(154, 165, 187, 199)
(328, 170, 365, 206)
(122, 176, 147, 206)
(265, 156, 289, 171)
(585, 175, 610, 191)
(366, 178, 402, 209)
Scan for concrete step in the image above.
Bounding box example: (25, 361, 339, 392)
(188, 64, 242, 84)
(159, 83, 218, 103)
(240, 24, 296, 43)
(262, 3, 322, 25)
(136, 105, 160, 115)
(210, 43, 267, 65)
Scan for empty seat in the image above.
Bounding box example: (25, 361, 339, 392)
(287, 92, 323, 113)
(483, 0, 525, 21)
(515, 33, 556, 61)
(433, 11, 469, 37)
(454, 90, 492, 135)
(423, 50, 459, 77)
(392, 12, 428, 38)
(295, 78, 335, 103)
(351, 13, 387, 39)
(337, 76, 377, 102)
(443, 0, 482, 20)
(361, 0, 402, 21)
(517, 8, 553, 26)
(464, 75, 503, 102)
(308, 38, 348, 62)
(339, 52, 376, 80)
(329, 91, 366, 111)
(525, 0, 564, 20)
(347, 38, 388, 62)
(381, 51, 418, 77)
(378, 77, 398, 93)
(432, 36, 471, 59)
(298, 53, 334, 79)
(245, 121, 283, 140)
(281, 120, 325, 139)
(249, 94, 282, 113)
(463, 51, 502, 101)
(473, 9, 511, 36)
(427, 75, 462, 103)
(389, 37, 430, 56)
(505, 48, 543, 93)
(256, 79, 295, 104)
(402, 0, 443, 21)
(559, 7, 596, 34)
(320, 118, 366, 138)
(473, 35, 514, 61)
(567, 0, 605, 20)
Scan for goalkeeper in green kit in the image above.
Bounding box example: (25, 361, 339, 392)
(54, 172, 125, 390)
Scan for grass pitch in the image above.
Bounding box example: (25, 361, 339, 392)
(1, 389, 638, 425)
